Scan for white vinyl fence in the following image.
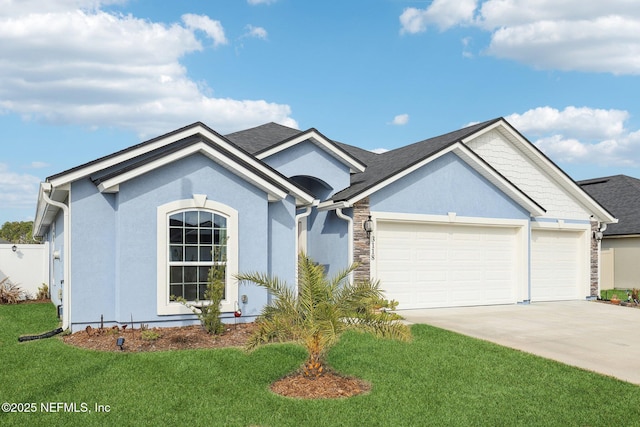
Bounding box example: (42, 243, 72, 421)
(0, 243, 49, 299)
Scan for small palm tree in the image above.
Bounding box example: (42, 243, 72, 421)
(236, 254, 411, 377)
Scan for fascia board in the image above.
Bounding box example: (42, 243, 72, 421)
(48, 125, 209, 188)
(48, 123, 314, 205)
(97, 142, 289, 201)
(256, 130, 367, 173)
(317, 201, 351, 211)
(344, 142, 545, 217)
(451, 144, 546, 217)
(463, 120, 616, 223)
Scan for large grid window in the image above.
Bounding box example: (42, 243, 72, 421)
(168, 210, 227, 302)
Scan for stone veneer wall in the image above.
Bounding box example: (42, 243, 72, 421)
(353, 197, 371, 282)
(590, 220, 599, 297)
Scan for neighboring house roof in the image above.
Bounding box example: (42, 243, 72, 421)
(579, 175, 640, 236)
(0, 238, 11, 244)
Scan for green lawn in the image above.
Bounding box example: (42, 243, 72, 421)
(1, 303, 639, 426)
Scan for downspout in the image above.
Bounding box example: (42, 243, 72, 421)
(294, 201, 318, 293)
(41, 183, 71, 331)
(335, 207, 354, 283)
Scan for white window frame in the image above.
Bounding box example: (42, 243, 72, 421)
(157, 197, 238, 315)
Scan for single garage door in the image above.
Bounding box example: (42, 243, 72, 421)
(531, 229, 583, 301)
(375, 221, 519, 309)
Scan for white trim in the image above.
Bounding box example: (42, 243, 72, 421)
(371, 211, 529, 229)
(342, 143, 545, 217)
(317, 200, 351, 211)
(256, 130, 366, 173)
(97, 142, 289, 202)
(530, 225, 591, 301)
(530, 221, 591, 231)
(157, 198, 239, 315)
(371, 212, 530, 306)
(47, 123, 314, 205)
(463, 120, 616, 224)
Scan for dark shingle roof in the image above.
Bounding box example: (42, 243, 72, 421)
(332, 118, 501, 201)
(225, 122, 302, 154)
(579, 175, 640, 236)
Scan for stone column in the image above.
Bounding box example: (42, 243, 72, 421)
(352, 198, 371, 282)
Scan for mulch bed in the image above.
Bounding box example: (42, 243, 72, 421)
(62, 322, 257, 352)
(61, 322, 369, 399)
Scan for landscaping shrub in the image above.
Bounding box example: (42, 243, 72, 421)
(0, 277, 23, 304)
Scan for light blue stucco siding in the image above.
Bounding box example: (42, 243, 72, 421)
(263, 139, 351, 279)
(307, 210, 349, 276)
(267, 196, 297, 293)
(68, 153, 293, 331)
(306, 209, 350, 278)
(70, 179, 117, 325)
(262, 140, 351, 197)
(370, 152, 530, 220)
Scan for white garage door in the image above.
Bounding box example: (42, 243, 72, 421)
(531, 229, 583, 301)
(375, 221, 519, 309)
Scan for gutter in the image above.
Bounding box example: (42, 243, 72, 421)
(335, 207, 354, 283)
(40, 183, 71, 331)
(294, 200, 319, 292)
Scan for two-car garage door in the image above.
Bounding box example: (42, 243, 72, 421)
(375, 221, 520, 309)
(375, 221, 587, 310)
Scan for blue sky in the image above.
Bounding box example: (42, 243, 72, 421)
(2, 0, 640, 225)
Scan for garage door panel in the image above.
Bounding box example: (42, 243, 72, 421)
(376, 221, 519, 309)
(531, 229, 582, 301)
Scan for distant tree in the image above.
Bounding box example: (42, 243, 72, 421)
(0, 221, 39, 244)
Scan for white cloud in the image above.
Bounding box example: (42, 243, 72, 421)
(506, 106, 640, 167)
(400, 0, 477, 33)
(244, 25, 268, 40)
(0, 163, 42, 209)
(0, 1, 297, 138)
(390, 114, 409, 126)
(247, 0, 277, 5)
(400, 0, 640, 74)
(182, 14, 228, 47)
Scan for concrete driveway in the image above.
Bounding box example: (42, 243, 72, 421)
(400, 301, 640, 385)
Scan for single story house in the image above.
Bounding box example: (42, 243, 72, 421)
(579, 175, 640, 290)
(34, 118, 616, 331)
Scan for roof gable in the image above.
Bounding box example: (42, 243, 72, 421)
(324, 139, 545, 217)
(329, 119, 500, 202)
(255, 128, 366, 174)
(44, 122, 313, 204)
(34, 122, 316, 236)
(464, 119, 615, 223)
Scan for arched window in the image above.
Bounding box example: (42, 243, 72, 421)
(157, 197, 238, 315)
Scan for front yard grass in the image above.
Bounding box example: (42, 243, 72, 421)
(1, 303, 639, 426)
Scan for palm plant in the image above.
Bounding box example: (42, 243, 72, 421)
(236, 254, 411, 377)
